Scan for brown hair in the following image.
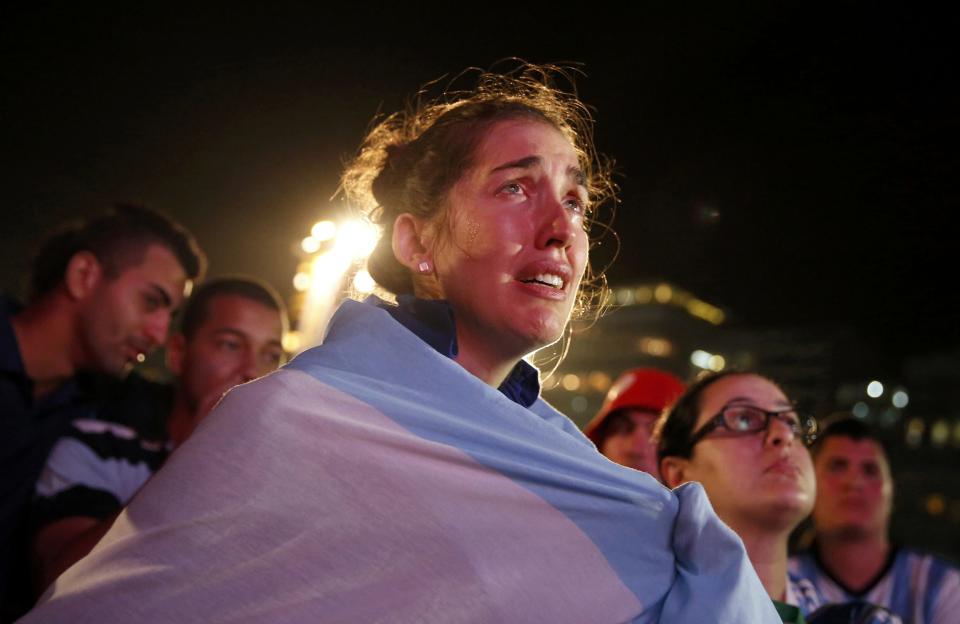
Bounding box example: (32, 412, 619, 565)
(29, 204, 206, 300)
(339, 62, 616, 321)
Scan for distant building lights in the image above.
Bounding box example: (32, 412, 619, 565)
(905, 418, 925, 448)
(638, 337, 673, 358)
(852, 402, 869, 419)
(707, 354, 726, 371)
(866, 381, 884, 398)
(892, 390, 909, 408)
(691, 350, 712, 369)
(588, 371, 612, 393)
(561, 373, 581, 391)
(931, 420, 950, 448)
(634, 286, 653, 304)
(925, 494, 946, 516)
(616, 288, 635, 305)
(654, 283, 673, 304)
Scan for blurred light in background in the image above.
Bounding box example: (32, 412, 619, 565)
(892, 389, 909, 408)
(311, 220, 337, 241)
(691, 349, 725, 371)
(352, 269, 376, 294)
(852, 401, 869, 419)
(867, 380, 884, 398)
(291, 217, 382, 349)
(301, 235, 321, 254)
(561, 373, 581, 391)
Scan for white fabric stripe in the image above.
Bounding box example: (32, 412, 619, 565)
(71, 418, 138, 440)
(35, 368, 642, 623)
(36, 437, 155, 505)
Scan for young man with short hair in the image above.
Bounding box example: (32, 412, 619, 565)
(1, 205, 204, 617)
(790, 417, 960, 624)
(30, 277, 287, 591)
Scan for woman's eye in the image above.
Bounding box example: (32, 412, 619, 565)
(499, 182, 524, 196)
(216, 340, 242, 352)
(563, 197, 586, 214)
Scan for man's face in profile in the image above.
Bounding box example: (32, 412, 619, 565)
(78, 244, 188, 377)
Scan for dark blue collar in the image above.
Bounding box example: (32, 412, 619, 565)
(374, 294, 540, 408)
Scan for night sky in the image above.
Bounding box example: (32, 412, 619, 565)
(2, 4, 957, 376)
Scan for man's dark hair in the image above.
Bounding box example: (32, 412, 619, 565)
(179, 276, 287, 340)
(810, 414, 888, 460)
(28, 204, 206, 300)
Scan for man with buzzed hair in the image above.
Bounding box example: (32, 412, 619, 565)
(30, 277, 287, 592)
(790, 417, 960, 624)
(1, 205, 204, 618)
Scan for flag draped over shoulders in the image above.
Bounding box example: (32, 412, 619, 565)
(26, 299, 778, 623)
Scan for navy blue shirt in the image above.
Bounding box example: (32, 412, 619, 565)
(376, 295, 540, 408)
(0, 297, 94, 616)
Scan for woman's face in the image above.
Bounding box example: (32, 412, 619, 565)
(679, 374, 816, 532)
(429, 118, 589, 359)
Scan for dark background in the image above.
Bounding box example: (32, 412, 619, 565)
(2, 3, 957, 375)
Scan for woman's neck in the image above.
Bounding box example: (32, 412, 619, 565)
(454, 328, 520, 388)
(730, 521, 791, 601)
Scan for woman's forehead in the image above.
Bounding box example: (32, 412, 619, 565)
(473, 118, 579, 169)
(698, 375, 789, 417)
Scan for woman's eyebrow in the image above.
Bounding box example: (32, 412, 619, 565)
(491, 157, 586, 187)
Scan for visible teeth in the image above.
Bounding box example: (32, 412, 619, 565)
(530, 273, 564, 288)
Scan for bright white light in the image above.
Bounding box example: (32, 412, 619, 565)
(867, 380, 884, 398)
(352, 269, 376, 293)
(690, 349, 712, 369)
(292, 272, 311, 292)
(311, 220, 337, 242)
(282, 331, 302, 354)
(301, 236, 321, 254)
(334, 219, 379, 259)
(892, 390, 909, 408)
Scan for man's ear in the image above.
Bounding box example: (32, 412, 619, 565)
(166, 334, 186, 377)
(63, 251, 103, 300)
(659, 456, 689, 489)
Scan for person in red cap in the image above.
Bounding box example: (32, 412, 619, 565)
(583, 367, 686, 478)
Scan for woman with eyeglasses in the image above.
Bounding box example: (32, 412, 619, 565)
(656, 371, 824, 623)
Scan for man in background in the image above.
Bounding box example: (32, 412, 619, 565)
(1, 205, 204, 618)
(790, 417, 960, 624)
(30, 277, 287, 591)
(583, 367, 685, 479)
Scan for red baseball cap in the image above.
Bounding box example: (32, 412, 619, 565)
(583, 368, 686, 445)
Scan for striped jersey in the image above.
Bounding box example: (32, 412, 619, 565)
(790, 547, 960, 624)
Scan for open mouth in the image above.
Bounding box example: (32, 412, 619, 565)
(519, 273, 566, 290)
